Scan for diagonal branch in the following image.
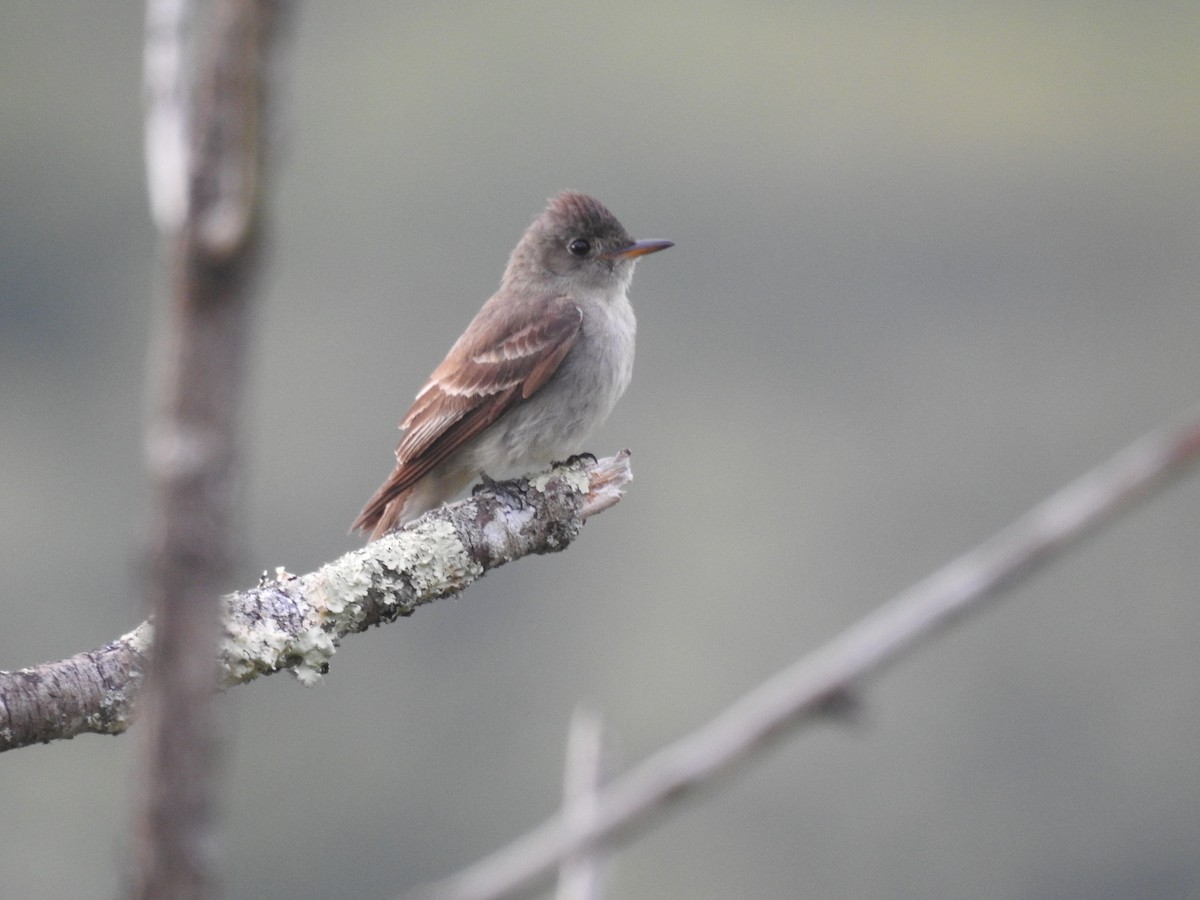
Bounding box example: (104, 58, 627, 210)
(404, 408, 1200, 900)
(0, 453, 632, 753)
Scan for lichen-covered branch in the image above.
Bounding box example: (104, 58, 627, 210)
(0, 453, 631, 753)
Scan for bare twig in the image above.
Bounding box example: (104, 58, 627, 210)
(135, 1, 289, 897)
(0, 455, 632, 752)
(143, 0, 192, 231)
(556, 707, 608, 900)
(405, 409, 1200, 900)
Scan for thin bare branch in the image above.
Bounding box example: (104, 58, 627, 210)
(405, 409, 1200, 900)
(136, 2, 290, 896)
(143, 0, 193, 231)
(0, 455, 632, 752)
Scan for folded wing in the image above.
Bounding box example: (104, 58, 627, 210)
(352, 294, 582, 535)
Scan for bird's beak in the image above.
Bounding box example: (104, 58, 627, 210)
(606, 238, 674, 260)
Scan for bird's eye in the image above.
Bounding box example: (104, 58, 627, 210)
(567, 238, 591, 257)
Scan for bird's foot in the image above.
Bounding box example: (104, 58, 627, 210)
(554, 452, 597, 469)
(473, 471, 526, 506)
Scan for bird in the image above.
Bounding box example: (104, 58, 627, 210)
(352, 191, 673, 539)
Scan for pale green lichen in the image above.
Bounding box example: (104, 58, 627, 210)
(221, 611, 294, 683)
(312, 555, 373, 624)
(216, 520, 487, 688)
(86, 685, 135, 733)
(290, 626, 336, 687)
(120, 621, 155, 655)
(529, 465, 590, 496)
(381, 518, 483, 597)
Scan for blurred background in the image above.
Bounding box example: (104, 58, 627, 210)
(2, 3, 1199, 898)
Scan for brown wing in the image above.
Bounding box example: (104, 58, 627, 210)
(352, 294, 582, 534)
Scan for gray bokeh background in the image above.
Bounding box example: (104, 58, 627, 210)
(3, 4, 1199, 898)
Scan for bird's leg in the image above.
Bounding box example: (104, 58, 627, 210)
(472, 471, 527, 507)
(555, 452, 598, 468)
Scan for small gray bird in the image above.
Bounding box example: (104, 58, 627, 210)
(352, 192, 672, 539)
